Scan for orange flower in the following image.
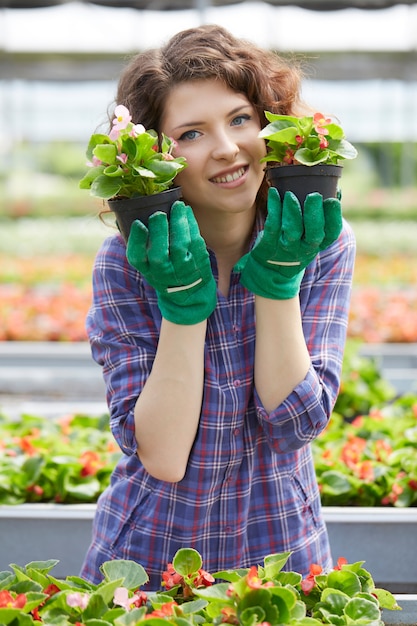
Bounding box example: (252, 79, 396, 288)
(79, 451, 104, 477)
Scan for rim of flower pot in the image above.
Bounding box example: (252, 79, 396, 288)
(265, 163, 343, 204)
(266, 163, 343, 178)
(107, 186, 183, 242)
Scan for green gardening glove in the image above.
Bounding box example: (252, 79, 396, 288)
(126, 201, 217, 325)
(236, 187, 342, 299)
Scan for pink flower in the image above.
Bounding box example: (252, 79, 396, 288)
(130, 123, 146, 137)
(112, 104, 132, 131)
(66, 592, 89, 610)
(87, 156, 102, 167)
(116, 153, 128, 164)
(113, 587, 142, 611)
(109, 127, 120, 141)
(313, 112, 331, 136)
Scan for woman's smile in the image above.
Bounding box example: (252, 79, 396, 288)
(209, 165, 249, 186)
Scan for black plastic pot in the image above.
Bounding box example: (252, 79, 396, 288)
(108, 186, 183, 243)
(266, 164, 343, 204)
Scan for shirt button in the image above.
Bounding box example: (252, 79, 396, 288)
(233, 428, 240, 436)
(233, 379, 241, 387)
(225, 526, 233, 534)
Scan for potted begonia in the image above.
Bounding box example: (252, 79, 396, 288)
(79, 104, 187, 241)
(0, 547, 410, 626)
(258, 111, 358, 203)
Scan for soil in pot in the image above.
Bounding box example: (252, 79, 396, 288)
(266, 164, 342, 204)
(108, 186, 183, 243)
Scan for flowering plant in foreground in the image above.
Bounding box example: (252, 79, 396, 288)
(79, 104, 187, 199)
(0, 548, 400, 625)
(258, 112, 358, 166)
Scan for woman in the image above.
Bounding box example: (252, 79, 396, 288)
(81, 24, 356, 588)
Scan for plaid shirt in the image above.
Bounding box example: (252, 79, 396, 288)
(80, 218, 356, 588)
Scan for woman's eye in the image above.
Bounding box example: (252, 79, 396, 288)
(231, 114, 251, 127)
(178, 129, 201, 141)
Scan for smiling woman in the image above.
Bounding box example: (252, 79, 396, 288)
(72, 23, 358, 591)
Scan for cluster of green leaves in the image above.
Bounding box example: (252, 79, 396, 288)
(313, 393, 417, 507)
(259, 112, 358, 166)
(79, 125, 187, 200)
(0, 548, 400, 626)
(0, 412, 119, 505)
(333, 343, 397, 419)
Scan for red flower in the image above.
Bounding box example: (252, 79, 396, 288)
(334, 557, 348, 570)
(247, 566, 263, 589)
(283, 147, 295, 164)
(192, 568, 215, 588)
(0, 590, 27, 608)
(356, 460, 374, 482)
(26, 484, 44, 497)
(79, 451, 104, 477)
(31, 582, 60, 620)
(147, 600, 177, 618)
(19, 435, 38, 456)
(162, 563, 184, 590)
(300, 563, 322, 595)
(221, 606, 239, 624)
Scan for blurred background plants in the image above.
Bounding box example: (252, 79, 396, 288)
(1, 138, 417, 343)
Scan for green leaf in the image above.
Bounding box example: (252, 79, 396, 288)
(259, 124, 299, 145)
(319, 588, 350, 615)
(192, 582, 232, 603)
(172, 548, 202, 577)
(344, 596, 381, 622)
(372, 587, 402, 610)
(91, 175, 122, 200)
(240, 605, 266, 626)
(0, 608, 34, 625)
(269, 586, 297, 621)
(294, 147, 330, 166)
(320, 471, 353, 495)
(326, 570, 362, 597)
(100, 560, 149, 590)
(211, 568, 248, 582)
(263, 551, 291, 579)
(93, 143, 118, 165)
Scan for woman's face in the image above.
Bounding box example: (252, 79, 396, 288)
(160, 79, 266, 221)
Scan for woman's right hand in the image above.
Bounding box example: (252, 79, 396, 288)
(127, 201, 217, 325)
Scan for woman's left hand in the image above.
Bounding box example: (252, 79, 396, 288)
(235, 187, 342, 299)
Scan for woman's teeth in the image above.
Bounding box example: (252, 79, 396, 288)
(212, 167, 245, 183)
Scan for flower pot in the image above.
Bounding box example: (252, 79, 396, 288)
(266, 164, 342, 204)
(108, 186, 183, 243)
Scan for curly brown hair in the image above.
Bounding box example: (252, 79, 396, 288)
(114, 24, 305, 133)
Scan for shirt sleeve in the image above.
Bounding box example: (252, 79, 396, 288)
(254, 219, 356, 453)
(86, 234, 162, 456)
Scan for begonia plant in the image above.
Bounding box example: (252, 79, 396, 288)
(0, 547, 401, 625)
(258, 111, 358, 166)
(79, 104, 187, 200)
(0, 412, 118, 504)
(314, 393, 417, 507)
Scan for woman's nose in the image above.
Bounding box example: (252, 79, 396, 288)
(211, 131, 239, 161)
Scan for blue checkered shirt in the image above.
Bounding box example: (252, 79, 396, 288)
(80, 217, 356, 588)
